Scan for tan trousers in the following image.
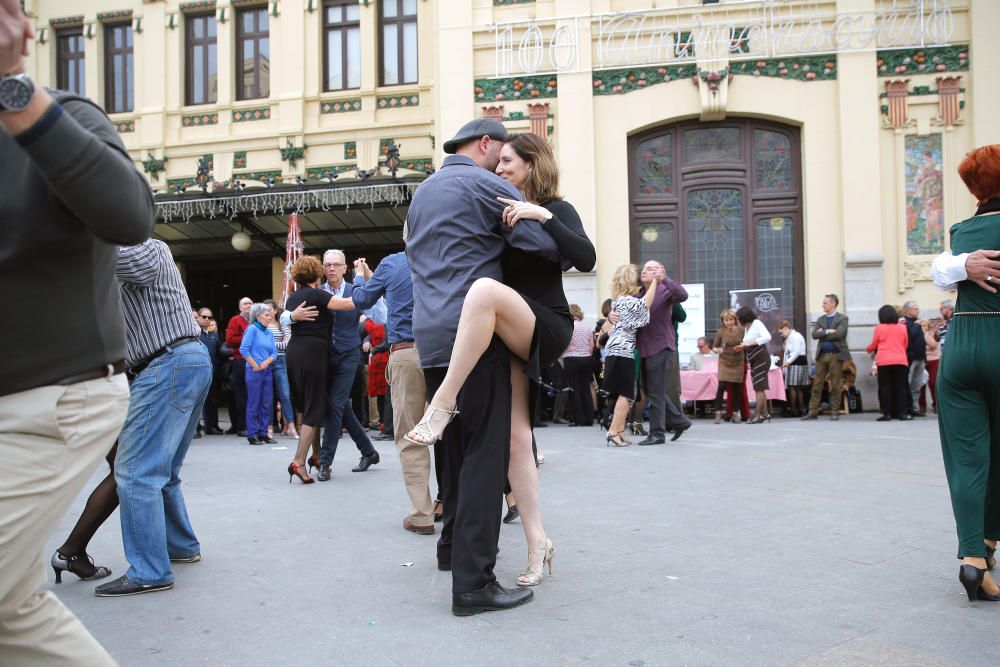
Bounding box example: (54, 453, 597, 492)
(808, 352, 844, 413)
(386, 347, 433, 527)
(0, 374, 129, 667)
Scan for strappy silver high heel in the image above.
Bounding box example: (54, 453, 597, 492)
(517, 537, 555, 586)
(404, 404, 459, 446)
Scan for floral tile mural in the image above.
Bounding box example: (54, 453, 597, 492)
(905, 134, 944, 255)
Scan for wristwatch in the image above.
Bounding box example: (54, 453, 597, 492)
(0, 74, 36, 112)
(541, 210, 553, 224)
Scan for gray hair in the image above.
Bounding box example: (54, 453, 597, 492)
(940, 299, 954, 309)
(249, 302, 270, 323)
(323, 249, 345, 265)
(902, 300, 919, 312)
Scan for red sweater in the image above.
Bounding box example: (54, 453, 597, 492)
(226, 315, 250, 360)
(866, 323, 909, 367)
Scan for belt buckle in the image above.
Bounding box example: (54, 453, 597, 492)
(105, 363, 114, 380)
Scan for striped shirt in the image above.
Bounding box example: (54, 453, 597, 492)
(117, 240, 200, 368)
(562, 319, 593, 358)
(267, 321, 291, 354)
(605, 295, 650, 358)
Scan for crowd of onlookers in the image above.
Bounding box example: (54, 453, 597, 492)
(191, 298, 394, 444)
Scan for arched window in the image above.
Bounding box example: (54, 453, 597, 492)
(628, 119, 804, 334)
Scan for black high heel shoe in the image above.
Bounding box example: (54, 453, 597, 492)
(987, 543, 997, 570)
(51, 550, 111, 584)
(959, 564, 1000, 602)
(288, 462, 315, 484)
(308, 455, 320, 473)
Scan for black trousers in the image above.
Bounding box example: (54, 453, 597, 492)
(877, 364, 910, 418)
(202, 372, 220, 429)
(563, 356, 594, 426)
(423, 336, 511, 593)
(229, 359, 247, 431)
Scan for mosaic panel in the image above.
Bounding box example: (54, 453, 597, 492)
(305, 164, 357, 180)
(232, 107, 271, 123)
(113, 119, 135, 133)
(904, 134, 944, 255)
(233, 151, 247, 169)
(475, 75, 558, 101)
(233, 170, 283, 183)
(592, 65, 696, 95)
(376, 95, 420, 109)
(877, 45, 969, 77)
(182, 112, 218, 127)
(321, 99, 362, 114)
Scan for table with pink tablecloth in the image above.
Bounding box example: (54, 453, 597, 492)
(680, 362, 786, 402)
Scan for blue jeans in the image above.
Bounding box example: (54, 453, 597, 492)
(116, 341, 212, 585)
(321, 347, 375, 465)
(272, 355, 294, 428)
(245, 365, 273, 438)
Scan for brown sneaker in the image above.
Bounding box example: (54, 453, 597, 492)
(403, 517, 434, 535)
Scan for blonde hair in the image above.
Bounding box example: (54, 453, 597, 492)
(505, 133, 561, 204)
(719, 309, 737, 325)
(569, 304, 584, 320)
(611, 264, 640, 298)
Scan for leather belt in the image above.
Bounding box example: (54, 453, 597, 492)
(55, 361, 127, 386)
(129, 336, 201, 379)
(389, 341, 415, 353)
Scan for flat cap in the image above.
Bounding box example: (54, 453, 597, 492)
(442, 119, 509, 154)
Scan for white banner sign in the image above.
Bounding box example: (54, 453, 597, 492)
(677, 283, 705, 369)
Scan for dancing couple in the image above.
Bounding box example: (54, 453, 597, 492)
(405, 119, 595, 615)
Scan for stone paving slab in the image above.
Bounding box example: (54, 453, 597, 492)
(42, 414, 997, 666)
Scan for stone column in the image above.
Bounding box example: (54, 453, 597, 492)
(970, 0, 1000, 147)
(432, 1, 474, 160)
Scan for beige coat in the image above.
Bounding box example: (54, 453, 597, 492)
(713, 327, 746, 384)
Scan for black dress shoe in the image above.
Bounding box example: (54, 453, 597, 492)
(503, 505, 520, 523)
(317, 463, 332, 482)
(193, 431, 203, 439)
(248, 436, 263, 445)
(452, 581, 534, 616)
(237, 430, 248, 438)
(637, 435, 666, 446)
(352, 451, 380, 472)
(262, 436, 278, 444)
(898, 414, 914, 421)
(95, 575, 173, 597)
(225, 427, 239, 435)
(670, 425, 690, 442)
(206, 426, 224, 436)
(438, 561, 451, 571)
(876, 415, 892, 422)
(800, 412, 818, 421)
(910, 411, 927, 417)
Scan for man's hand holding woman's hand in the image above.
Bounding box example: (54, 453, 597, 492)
(497, 197, 549, 229)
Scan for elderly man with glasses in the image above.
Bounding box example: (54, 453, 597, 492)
(196, 308, 224, 436)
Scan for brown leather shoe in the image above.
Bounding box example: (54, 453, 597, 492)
(403, 517, 434, 535)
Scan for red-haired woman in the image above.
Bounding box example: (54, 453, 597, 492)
(365, 318, 389, 432)
(930, 144, 1000, 602)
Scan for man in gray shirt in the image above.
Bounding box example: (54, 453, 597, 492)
(0, 1, 153, 662)
(406, 119, 559, 616)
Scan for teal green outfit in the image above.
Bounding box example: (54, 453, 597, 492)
(938, 212, 1000, 559)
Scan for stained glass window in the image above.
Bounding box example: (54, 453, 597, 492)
(635, 135, 673, 195)
(638, 223, 676, 278)
(754, 130, 792, 190)
(686, 188, 744, 323)
(684, 128, 740, 163)
(756, 216, 795, 323)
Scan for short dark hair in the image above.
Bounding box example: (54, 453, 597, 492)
(825, 293, 839, 307)
(878, 304, 900, 324)
(736, 306, 756, 325)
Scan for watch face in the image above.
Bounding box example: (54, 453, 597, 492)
(0, 77, 33, 111)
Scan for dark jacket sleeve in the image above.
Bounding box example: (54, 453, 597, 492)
(544, 200, 596, 272)
(16, 95, 154, 245)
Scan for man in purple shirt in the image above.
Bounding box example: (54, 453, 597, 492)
(636, 261, 691, 444)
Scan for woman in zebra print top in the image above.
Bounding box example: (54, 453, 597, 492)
(602, 264, 657, 446)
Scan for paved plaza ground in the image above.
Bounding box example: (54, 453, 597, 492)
(46, 412, 995, 666)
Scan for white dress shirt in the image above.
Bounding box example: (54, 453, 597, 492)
(930, 251, 967, 291)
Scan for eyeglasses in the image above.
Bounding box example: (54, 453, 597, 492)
(198, 315, 212, 319)
(324, 262, 346, 268)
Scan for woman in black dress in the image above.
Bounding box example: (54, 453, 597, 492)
(284, 256, 335, 484)
(405, 132, 596, 586)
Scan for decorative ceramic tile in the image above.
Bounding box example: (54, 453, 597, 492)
(233, 151, 247, 169)
(179, 0, 216, 11)
(97, 10, 133, 21)
(167, 177, 197, 191)
(475, 75, 557, 101)
(876, 45, 969, 76)
(201, 154, 214, 170)
(182, 112, 219, 127)
(730, 56, 837, 81)
(49, 15, 84, 28)
(114, 119, 135, 133)
(232, 107, 271, 123)
(591, 66, 696, 95)
(305, 164, 357, 180)
(379, 138, 395, 155)
(344, 142, 357, 160)
(397, 157, 434, 172)
(141, 154, 167, 181)
(232, 170, 283, 183)
(320, 98, 362, 114)
(376, 94, 420, 109)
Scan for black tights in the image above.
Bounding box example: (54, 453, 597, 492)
(57, 442, 119, 577)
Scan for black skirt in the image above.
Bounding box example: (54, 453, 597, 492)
(520, 293, 573, 386)
(286, 335, 329, 427)
(746, 345, 771, 391)
(602, 355, 637, 400)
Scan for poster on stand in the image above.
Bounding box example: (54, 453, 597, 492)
(677, 283, 705, 368)
(728, 288, 784, 357)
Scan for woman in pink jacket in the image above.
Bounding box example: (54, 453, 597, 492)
(867, 305, 911, 421)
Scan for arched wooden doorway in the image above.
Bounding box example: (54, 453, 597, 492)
(628, 119, 805, 334)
